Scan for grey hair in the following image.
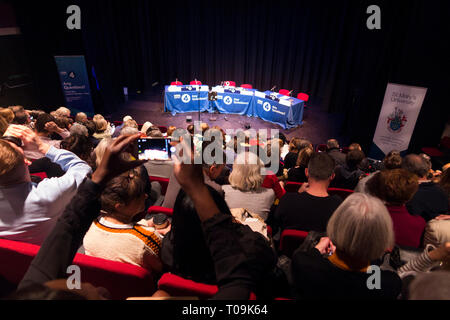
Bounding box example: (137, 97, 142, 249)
(402, 154, 429, 178)
(327, 193, 395, 262)
(229, 152, 264, 192)
(69, 123, 88, 137)
(120, 126, 139, 136)
(94, 138, 112, 168)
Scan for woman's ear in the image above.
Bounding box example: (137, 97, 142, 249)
(305, 168, 309, 178)
(114, 202, 123, 211)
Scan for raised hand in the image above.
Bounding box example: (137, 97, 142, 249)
(3, 125, 50, 154)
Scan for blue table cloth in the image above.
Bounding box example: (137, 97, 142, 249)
(209, 86, 255, 116)
(164, 85, 212, 115)
(251, 91, 304, 129)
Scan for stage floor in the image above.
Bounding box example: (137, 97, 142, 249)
(110, 90, 346, 145)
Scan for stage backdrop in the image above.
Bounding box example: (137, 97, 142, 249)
(371, 83, 427, 159)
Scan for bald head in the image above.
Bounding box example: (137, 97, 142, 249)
(402, 154, 429, 179)
(327, 139, 340, 150)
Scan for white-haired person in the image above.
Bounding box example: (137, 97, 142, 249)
(112, 115, 133, 137)
(291, 193, 402, 299)
(54, 107, 71, 118)
(223, 152, 275, 221)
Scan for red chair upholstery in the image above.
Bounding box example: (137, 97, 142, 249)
(279, 89, 290, 96)
(170, 81, 183, 86)
(316, 144, 327, 152)
(297, 93, 310, 102)
(241, 84, 253, 89)
(149, 176, 169, 195)
(190, 80, 202, 86)
(158, 273, 218, 300)
(30, 172, 47, 180)
(279, 230, 309, 257)
(328, 188, 354, 200)
(285, 182, 303, 193)
(342, 147, 350, 154)
(0, 239, 156, 300)
(223, 81, 236, 87)
(147, 206, 174, 217)
(421, 147, 444, 158)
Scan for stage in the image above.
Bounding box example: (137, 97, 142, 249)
(109, 88, 346, 145)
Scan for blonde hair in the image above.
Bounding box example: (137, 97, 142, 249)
(94, 118, 108, 133)
(55, 107, 71, 118)
(93, 114, 105, 122)
(94, 138, 112, 167)
(327, 193, 394, 262)
(229, 152, 264, 192)
(0, 108, 15, 123)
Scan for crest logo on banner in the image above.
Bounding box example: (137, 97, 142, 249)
(263, 102, 272, 112)
(224, 96, 233, 105)
(182, 94, 191, 104)
(387, 108, 407, 133)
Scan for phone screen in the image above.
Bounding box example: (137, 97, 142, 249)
(137, 138, 172, 161)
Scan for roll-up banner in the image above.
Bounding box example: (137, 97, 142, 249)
(370, 83, 427, 159)
(54, 55, 94, 116)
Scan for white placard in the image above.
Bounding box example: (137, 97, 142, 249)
(372, 83, 427, 154)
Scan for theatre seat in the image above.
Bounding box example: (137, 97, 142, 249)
(316, 144, 327, 152)
(149, 176, 169, 195)
(30, 172, 47, 180)
(328, 188, 354, 200)
(297, 93, 310, 103)
(190, 80, 202, 86)
(285, 182, 303, 193)
(0, 239, 156, 300)
(279, 229, 309, 257)
(158, 273, 218, 300)
(279, 89, 290, 96)
(170, 81, 183, 86)
(147, 206, 173, 217)
(241, 84, 253, 89)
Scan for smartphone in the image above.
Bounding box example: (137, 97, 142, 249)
(137, 138, 173, 161)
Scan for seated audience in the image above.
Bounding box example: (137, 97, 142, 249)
(93, 118, 112, 140)
(287, 147, 313, 183)
(291, 193, 402, 299)
(331, 150, 366, 190)
(0, 125, 91, 245)
(223, 152, 275, 221)
(112, 115, 133, 138)
(402, 154, 449, 221)
(140, 121, 153, 136)
(166, 126, 177, 137)
(146, 125, 163, 138)
(273, 152, 342, 234)
(83, 120, 100, 147)
(264, 138, 285, 177)
(283, 138, 312, 170)
(75, 112, 88, 124)
(69, 123, 89, 137)
(366, 169, 426, 248)
(25, 113, 70, 160)
(9, 106, 31, 126)
(326, 139, 346, 166)
(83, 169, 163, 273)
(60, 134, 94, 165)
(54, 107, 71, 118)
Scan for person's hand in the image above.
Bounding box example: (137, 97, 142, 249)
(172, 138, 204, 193)
(91, 134, 147, 186)
(44, 121, 59, 133)
(298, 183, 310, 194)
(435, 215, 450, 221)
(3, 125, 50, 154)
(428, 242, 450, 263)
(315, 237, 336, 256)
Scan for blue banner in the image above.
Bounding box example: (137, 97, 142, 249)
(54, 56, 94, 116)
(210, 89, 255, 116)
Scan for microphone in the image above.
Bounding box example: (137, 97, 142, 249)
(270, 86, 277, 92)
(288, 90, 294, 96)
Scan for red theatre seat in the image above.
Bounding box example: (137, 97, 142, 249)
(147, 206, 174, 217)
(241, 84, 253, 89)
(223, 81, 236, 87)
(149, 176, 169, 195)
(279, 89, 290, 96)
(170, 81, 183, 86)
(316, 144, 327, 153)
(158, 273, 218, 300)
(328, 188, 354, 200)
(279, 229, 309, 257)
(285, 182, 304, 193)
(30, 172, 47, 180)
(0, 239, 156, 300)
(298, 93, 310, 109)
(190, 80, 202, 86)
(158, 126, 168, 134)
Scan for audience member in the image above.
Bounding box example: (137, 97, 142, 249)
(283, 138, 312, 170)
(366, 169, 426, 248)
(75, 112, 88, 124)
(54, 107, 71, 118)
(273, 152, 342, 234)
(83, 169, 163, 273)
(291, 193, 402, 299)
(112, 115, 133, 138)
(69, 123, 89, 137)
(402, 154, 449, 221)
(223, 152, 275, 221)
(326, 139, 346, 166)
(0, 125, 91, 245)
(332, 150, 366, 190)
(60, 134, 94, 164)
(287, 147, 313, 183)
(93, 118, 112, 140)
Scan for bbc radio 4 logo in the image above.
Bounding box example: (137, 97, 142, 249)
(182, 94, 191, 103)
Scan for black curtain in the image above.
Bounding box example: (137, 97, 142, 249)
(10, 0, 450, 152)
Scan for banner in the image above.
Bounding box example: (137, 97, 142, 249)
(54, 56, 94, 116)
(371, 83, 427, 159)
